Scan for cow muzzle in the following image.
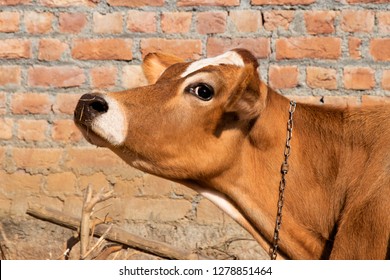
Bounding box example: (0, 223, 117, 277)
(74, 93, 127, 146)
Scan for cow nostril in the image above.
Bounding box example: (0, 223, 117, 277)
(90, 99, 108, 113)
(74, 94, 109, 125)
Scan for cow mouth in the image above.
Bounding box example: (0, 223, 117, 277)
(74, 115, 106, 147)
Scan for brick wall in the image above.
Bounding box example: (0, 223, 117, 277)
(0, 0, 389, 259)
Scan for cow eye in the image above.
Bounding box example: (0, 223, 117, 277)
(186, 83, 214, 101)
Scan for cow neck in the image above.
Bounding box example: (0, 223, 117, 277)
(201, 89, 333, 259)
(245, 91, 318, 259)
(261, 92, 346, 259)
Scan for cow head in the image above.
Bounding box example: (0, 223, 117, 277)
(74, 49, 267, 181)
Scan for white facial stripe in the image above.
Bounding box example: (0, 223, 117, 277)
(181, 51, 245, 78)
(92, 96, 127, 146)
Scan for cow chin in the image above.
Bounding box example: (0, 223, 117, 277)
(76, 123, 112, 148)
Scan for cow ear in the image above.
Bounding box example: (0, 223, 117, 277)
(142, 52, 184, 84)
(224, 63, 265, 121)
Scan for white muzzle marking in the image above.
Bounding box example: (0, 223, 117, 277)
(92, 96, 127, 146)
(181, 51, 245, 78)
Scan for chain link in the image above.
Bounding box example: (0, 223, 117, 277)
(269, 100, 297, 260)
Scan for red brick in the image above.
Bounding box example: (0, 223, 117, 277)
(107, 0, 164, 6)
(276, 37, 341, 60)
(38, 39, 68, 61)
(53, 93, 82, 115)
(122, 65, 148, 89)
(378, 12, 390, 34)
(343, 67, 375, 90)
(263, 11, 294, 31)
(161, 12, 192, 34)
(230, 10, 261, 33)
(52, 119, 82, 142)
(0, 0, 31, 4)
(361, 95, 390, 106)
(112, 177, 139, 198)
(59, 12, 87, 33)
(0, 39, 31, 59)
(25, 11, 53, 34)
(140, 174, 174, 198)
(65, 147, 125, 170)
(90, 66, 118, 89)
(17, 120, 47, 142)
(306, 67, 337, 90)
(252, 0, 314, 4)
(46, 172, 77, 194)
(290, 96, 324, 105)
(78, 172, 110, 191)
(12, 148, 63, 170)
(0, 11, 20, 32)
(269, 65, 298, 89)
(0, 66, 21, 86)
(382, 70, 390, 90)
(93, 12, 123, 34)
(197, 11, 227, 34)
(127, 11, 156, 33)
(11, 93, 52, 115)
(0, 92, 6, 114)
(141, 38, 202, 60)
(72, 38, 133, 60)
(0, 118, 13, 140)
(370, 39, 390, 61)
(341, 10, 374, 33)
(207, 37, 270, 58)
(39, 0, 96, 7)
(348, 37, 362, 60)
(321, 96, 360, 108)
(178, 0, 239, 6)
(28, 66, 85, 88)
(291, 96, 360, 107)
(304, 11, 336, 34)
(347, 0, 388, 3)
(0, 171, 42, 195)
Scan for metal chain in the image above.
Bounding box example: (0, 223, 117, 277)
(269, 100, 297, 260)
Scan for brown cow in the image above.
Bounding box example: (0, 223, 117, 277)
(74, 49, 390, 260)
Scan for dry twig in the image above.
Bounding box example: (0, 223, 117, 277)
(94, 244, 123, 260)
(26, 204, 207, 260)
(82, 224, 113, 260)
(80, 185, 114, 259)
